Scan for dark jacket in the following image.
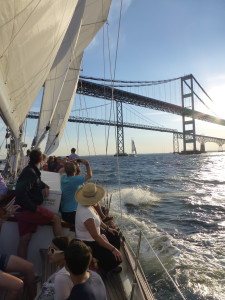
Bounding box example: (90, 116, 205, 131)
(15, 163, 48, 212)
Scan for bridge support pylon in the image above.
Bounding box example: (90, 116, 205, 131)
(114, 101, 128, 156)
(218, 145, 223, 152)
(181, 75, 197, 154)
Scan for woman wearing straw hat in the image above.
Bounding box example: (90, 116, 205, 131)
(75, 183, 122, 273)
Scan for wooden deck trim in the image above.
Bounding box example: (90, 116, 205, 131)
(122, 242, 155, 300)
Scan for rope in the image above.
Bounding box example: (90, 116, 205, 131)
(71, 103, 110, 112)
(78, 78, 96, 156)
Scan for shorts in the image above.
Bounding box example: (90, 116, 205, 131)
(0, 253, 10, 271)
(15, 206, 55, 236)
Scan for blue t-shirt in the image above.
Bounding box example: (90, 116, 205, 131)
(67, 270, 107, 300)
(60, 174, 85, 212)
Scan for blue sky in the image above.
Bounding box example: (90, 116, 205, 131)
(1, 0, 225, 157)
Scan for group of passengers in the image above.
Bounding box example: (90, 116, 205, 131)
(0, 148, 122, 299)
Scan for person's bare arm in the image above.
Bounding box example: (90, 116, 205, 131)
(84, 218, 122, 261)
(78, 159, 92, 181)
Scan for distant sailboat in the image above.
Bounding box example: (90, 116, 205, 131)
(130, 139, 137, 156)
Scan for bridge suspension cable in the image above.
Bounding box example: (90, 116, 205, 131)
(79, 74, 218, 117)
(80, 75, 181, 87)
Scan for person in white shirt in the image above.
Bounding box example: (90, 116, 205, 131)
(36, 236, 73, 300)
(75, 183, 122, 273)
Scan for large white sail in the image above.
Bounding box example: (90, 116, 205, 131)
(0, 0, 79, 138)
(131, 139, 137, 155)
(33, 0, 86, 149)
(44, 0, 112, 155)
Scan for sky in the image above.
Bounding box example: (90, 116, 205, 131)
(1, 0, 225, 157)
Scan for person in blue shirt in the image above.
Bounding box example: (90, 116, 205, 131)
(65, 240, 107, 300)
(60, 160, 92, 225)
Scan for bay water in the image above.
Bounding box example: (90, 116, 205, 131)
(86, 152, 225, 300)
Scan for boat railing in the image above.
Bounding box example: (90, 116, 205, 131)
(119, 221, 186, 300)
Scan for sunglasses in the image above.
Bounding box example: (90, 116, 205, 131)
(48, 247, 64, 255)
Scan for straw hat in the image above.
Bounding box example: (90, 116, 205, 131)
(75, 183, 105, 206)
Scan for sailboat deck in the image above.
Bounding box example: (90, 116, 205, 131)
(103, 272, 127, 300)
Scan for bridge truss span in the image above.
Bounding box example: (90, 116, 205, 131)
(77, 79, 225, 126)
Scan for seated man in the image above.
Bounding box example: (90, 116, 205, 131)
(65, 240, 107, 300)
(15, 149, 62, 259)
(0, 196, 36, 300)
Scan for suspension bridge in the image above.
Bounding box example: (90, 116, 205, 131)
(27, 74, 225, 155)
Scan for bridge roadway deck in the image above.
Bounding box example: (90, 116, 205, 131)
(27, 113, 225, 145)
(77, 79, 225, 127)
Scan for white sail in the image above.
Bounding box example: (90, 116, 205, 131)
(45, 54, 83, 155)
(131, 139, 137, 155)
(0, 0, 79, 138)
(33, 0, 86, 149)
(45, 0, 112, 155)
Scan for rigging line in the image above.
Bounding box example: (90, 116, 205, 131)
(64, 126, 71, 156)
(5, 0, 17, 81)
(79, 91, 91, 156)
(0, 138, 6, 150)
(80, 75, 181, 84)
(82, 20, 106, 27)
(76, 93, 83, 155)
(71, 103, 110, 112)
(104, 14, 118, 159)
(113, 0, 123, 222)
(192, 75, 214, 103)
(0, 125, 5, 133)
(78, 79, 97, 156)
(101, 3, 110, 194)
(120, 220, 186, 300)
(23, 117, 27, 146)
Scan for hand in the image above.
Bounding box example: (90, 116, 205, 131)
(101, 234, 109, 242)
(8, 204, 20, 215)
(78, 159, 89, 166)
(2, 204, 20, 219)
(112, 247, 122, 261)
(42, 187, 49, 198)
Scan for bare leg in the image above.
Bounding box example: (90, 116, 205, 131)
(51, 214, 63, 236)
(17, 232, 32, 259)
(6, 255, 36, 300)
(0, 272, 23, 300)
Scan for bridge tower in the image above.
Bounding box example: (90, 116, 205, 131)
(181, 75, 197, 154)
(115, 101, 128, 156)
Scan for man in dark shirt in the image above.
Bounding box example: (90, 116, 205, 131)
(65, 240, 107, 300)
(15, 149, 62, 258)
